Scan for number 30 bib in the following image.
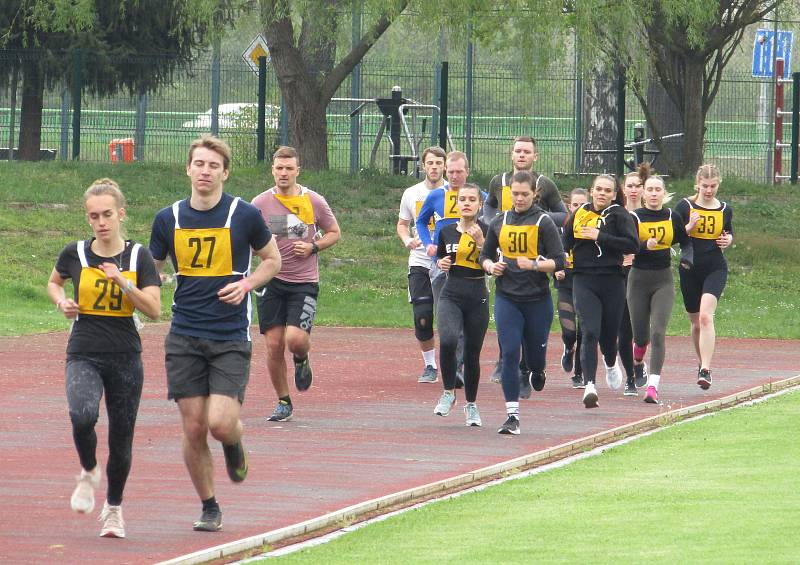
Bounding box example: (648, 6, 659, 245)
(498, 212, 542, 259)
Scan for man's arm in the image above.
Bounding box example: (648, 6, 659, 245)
(538, 176, 568, 226)
(397, 218, 419, 250)
(218, 238, 282, 305)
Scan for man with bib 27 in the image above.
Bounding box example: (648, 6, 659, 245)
(149, 136, 281, 532)
(252, 146, 341, 423)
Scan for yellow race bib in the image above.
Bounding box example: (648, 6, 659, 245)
(573, 206, 601, 240)
(454, 231, 481, 269)
(174, 227, 233, 277)
(443, 190, 460, 219)
(688, 209, 724, 240)
(565, 249, 574, 270)
(500, 185, 512, 212)
(415, 200, 436, 232)
(273, 193, 315, 225)
(638, 219, 674, 250)
(78, 268, 137, 317)
(499, 223, 539, 259)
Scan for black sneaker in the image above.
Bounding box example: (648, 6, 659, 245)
(193, 507, 222, 532)
(294, 356, 313, 391)
(497, 415, 520, 435)
(623, 377, 637, 396)
(571, 374, 585, 389)
(697, 368, 712, 390)
(519, 370, 532, 400)
(561, 345, 574, 373)
(222, 441, 248, 483)
(531, 369, 546, 392)
(634, 361, 649, 388)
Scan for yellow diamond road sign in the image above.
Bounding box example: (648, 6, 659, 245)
(243, 34, 270, 74)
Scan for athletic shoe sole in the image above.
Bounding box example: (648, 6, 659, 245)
(583, 390, 599, 409)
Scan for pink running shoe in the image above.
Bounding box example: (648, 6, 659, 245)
(644, 386, 658, 404)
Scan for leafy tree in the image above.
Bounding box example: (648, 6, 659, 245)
(260, 0, 411, 170)
(0, 0, 240, 160)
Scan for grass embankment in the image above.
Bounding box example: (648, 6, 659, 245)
(1, 161, 798, 337)
(261, 390, 800, 564)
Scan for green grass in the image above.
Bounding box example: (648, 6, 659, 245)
(2, 161, 800, 337)
(260, 390, 800, 564)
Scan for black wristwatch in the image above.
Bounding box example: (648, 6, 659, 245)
(311, 242, 320, 255)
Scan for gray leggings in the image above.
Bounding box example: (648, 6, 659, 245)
(626, 267, 674, 374)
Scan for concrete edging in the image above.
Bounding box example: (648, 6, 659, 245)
(158, 374, 800, 565)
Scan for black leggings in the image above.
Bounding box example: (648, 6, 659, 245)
(618, 298, 634, 379)
(557, 285, 583, 376)
(437, 277, 489, 402)
(572, 273, 627, 384)
(66, 352, 143, 506)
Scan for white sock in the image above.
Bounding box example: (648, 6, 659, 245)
(648, 373, 661, 389)
(422, 349, 437, 369)
(505, 401, 519, 418)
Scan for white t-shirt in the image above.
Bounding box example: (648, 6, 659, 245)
(399, 181, 439, 268)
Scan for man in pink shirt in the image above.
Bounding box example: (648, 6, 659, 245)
(251, 146, 341, 421)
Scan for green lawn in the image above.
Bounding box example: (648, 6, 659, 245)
(1, 161, 800, 337)
(261, 390, 800, 564)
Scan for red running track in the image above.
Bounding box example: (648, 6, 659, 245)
(1, 325, 797, 564)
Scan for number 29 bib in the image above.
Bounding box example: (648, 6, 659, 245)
(76, 241, 140, 317)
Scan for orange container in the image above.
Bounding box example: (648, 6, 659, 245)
(109, 138, 135, 163)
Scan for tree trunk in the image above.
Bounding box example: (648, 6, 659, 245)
(581, 66, 617, 174)
(679, 58, 706, 178)
(644, 80, 684, 176)
(18, 61, 44, 161)
(285, 84, 329, 170)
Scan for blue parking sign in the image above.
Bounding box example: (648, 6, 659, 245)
(752, 29, 793, 78)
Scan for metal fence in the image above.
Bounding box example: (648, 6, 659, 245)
(0, 48, 785, 181)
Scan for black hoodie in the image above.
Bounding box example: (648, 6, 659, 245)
(480, 204, 565, 301)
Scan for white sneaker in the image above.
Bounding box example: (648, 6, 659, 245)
(464, 402, 482, 427)
(98, 501, 125, 538)
(434, 390, 456, 416)
(604, 361, 623, 390)
(71, 467, 101, 514)
(583, 382, 599, 408)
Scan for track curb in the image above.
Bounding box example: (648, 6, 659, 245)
(158, 374, 800, 565)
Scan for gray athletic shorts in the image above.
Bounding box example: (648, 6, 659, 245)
(164, 332, 251, 403)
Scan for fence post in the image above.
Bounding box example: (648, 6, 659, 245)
(71, 49, 82, 161)
(465, 28, 474, 166)
(350, 0, 362, 174)
(615, 66, 626, 178)
(574, 35, 583, 172)
(438, 61, 449, 152)
(135, 93, 147, 162)
(257, 56, 267, 163)
(8, 64, 19, 161)
(774, 58, 785, 184)
(791, 72, 799, 184)
(60, 88, 70, 161)
(432, 65, 440, 145)
(211, 42, 221, 136)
